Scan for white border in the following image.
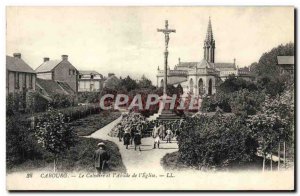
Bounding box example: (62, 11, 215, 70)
(0, 1, 298, 195)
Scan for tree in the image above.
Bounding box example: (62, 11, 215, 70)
(229, 89, 265, 116)
(218, 75, 258, 93)
(119, 76, 139, 92)
(252, 43, 294, 79)
(34, 107, 78, 171)
(247, 93, 292, 171)
(138, 75, 153, 89)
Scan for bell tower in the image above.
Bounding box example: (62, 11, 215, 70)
(203, 17, 215, 63)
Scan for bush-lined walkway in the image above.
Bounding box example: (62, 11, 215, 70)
(87, 115, 178, 173)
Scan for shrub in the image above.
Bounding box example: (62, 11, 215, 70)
(229, 89, 265, 116)
(177, 113, 258, 170)
(6, 114, 43, 168)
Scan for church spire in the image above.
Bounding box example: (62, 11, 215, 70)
(205, 17, 213, 42)
(203, 17, 215, 63)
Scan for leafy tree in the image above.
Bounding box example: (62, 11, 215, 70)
(252, 43, 294, 78)
(218, 75, 258, 93)
(247, 91, 293, 171)
(119, 76, 139, 92)
(34, 107, 78, 171)
(229, 89, 265, 116)
(138, 75, 153, 89)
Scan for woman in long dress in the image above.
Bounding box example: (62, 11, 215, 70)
(123, 126, 131, 149)
(133, 129, 142, 151)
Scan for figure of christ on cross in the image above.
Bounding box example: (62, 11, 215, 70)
(157, 20, 176, 96)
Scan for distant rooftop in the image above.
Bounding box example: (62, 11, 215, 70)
(277, 56, 294, 65)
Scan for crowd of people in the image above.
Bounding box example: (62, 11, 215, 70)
(113, 112, 186, 151)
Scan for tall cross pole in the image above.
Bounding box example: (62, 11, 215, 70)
(157, 20, 176, 96)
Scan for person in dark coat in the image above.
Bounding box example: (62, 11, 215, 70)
(130, 124, 135, 145)
(116, 124, 123, 142)
(134, 126, 142, 151)
(123, 126, 131, 149)
(94, 142, 110, 174)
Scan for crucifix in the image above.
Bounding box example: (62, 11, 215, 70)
(157, 20, 176, 96)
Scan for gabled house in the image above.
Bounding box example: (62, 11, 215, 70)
(6, 53, 36, 95)
(35, 55, 78, 92)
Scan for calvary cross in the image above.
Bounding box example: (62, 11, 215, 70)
(157, 20, 176, 50)
(157, 20, 176, 96)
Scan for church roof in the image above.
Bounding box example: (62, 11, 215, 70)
(6, 55, 35, 73)
(214, 62, 236, 69)
(197, 59, 214, 68)
(167, 77, 187, 85)
(176, 62, 198, 69)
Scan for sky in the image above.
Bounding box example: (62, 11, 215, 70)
(6, 6, 294, 84)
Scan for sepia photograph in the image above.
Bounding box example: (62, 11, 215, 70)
(5, 6, 295, 191)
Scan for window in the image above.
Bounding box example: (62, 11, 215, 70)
(29, 74, 33, 89)
(69, 69, 71, 75)
(23, 74, 27, 88)
(73, 70, 75, 75)
(91, 74, 94, 79)
(14, 72, 19, 89)
(79, 75, 82, 79)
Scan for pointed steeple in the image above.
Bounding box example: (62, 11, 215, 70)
(205, 16, 213, 42)
(203, 17, 215, 63)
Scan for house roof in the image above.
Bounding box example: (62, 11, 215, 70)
(6, 55, 35, 73)
(36, 78, 75, 97)
(277, 56, 294, 65)
(79, 70, 101, 75)
(35, 60, 61, 73)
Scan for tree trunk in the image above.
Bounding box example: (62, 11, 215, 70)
(53, 157, 56, 172)
(278, 141, 280, 171)
(262, 154, 265, 172)
(283, 141, 286, 169)
(270, 152, 273, 171)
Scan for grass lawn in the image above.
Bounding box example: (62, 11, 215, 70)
(70, 111, 121, 136)
(8, 137, 126, 173)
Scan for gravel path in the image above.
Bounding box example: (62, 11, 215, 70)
(87, 116, 178, 173)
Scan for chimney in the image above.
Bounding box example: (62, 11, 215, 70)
(62, 55, 68, 61)
(13, 53, 21, 59)
(44, 57, 50, 62)
(178, 57, 181, 65)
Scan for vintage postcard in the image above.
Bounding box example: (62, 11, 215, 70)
(6, 6, 295, 191)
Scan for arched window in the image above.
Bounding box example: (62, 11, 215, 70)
(198, 78, 204, 95)
(189, 78, 194, 94)
(208, 79, 213, 95)
(160, 79, 164, 88)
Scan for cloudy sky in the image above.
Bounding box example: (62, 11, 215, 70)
(6, 7, 294, 84)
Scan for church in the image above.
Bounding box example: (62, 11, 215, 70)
(156, 17, 253, 97)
